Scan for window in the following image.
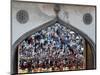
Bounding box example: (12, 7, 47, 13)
(17, 22, 86, 73)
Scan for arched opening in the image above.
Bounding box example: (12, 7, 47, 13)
(11, 18, 96, 74)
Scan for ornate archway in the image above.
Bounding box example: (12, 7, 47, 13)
(11, 17, 96, 74)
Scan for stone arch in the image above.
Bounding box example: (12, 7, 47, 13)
(11, 17, 96, 74)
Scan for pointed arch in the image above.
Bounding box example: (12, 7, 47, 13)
(11, 17, 96, 74)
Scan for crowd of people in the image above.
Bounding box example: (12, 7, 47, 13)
(18, 22, 85, 73)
